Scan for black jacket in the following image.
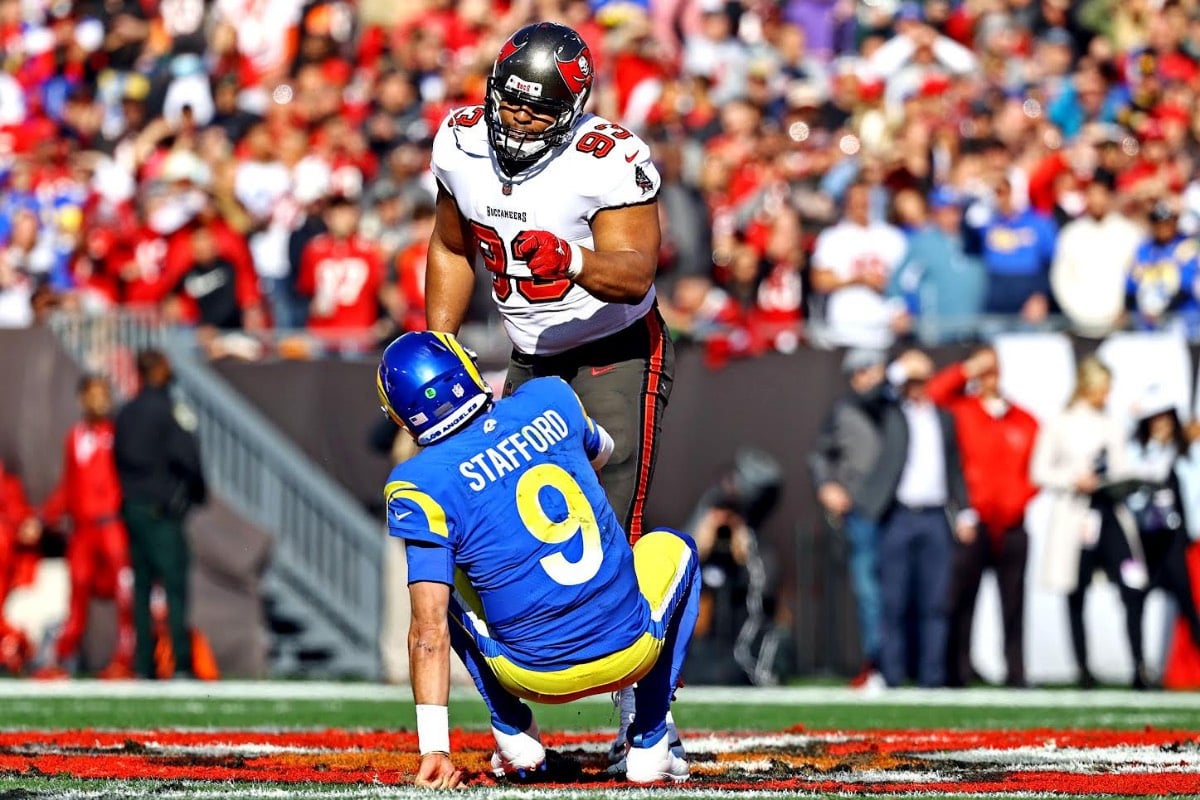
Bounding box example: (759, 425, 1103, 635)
(856, 391, 970, 524)
(114, 386, 207, 516)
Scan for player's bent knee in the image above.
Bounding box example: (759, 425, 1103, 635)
(632, 530, 697, 609)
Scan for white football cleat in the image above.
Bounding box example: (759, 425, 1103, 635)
(625, 731, 690, 784)
(490, 719, 546, 779)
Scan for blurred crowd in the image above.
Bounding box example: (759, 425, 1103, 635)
(8, 0, 1200, 362)
(811, 344, 1200, 690)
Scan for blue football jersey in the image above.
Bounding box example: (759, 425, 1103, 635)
(385, 377, 648, 671)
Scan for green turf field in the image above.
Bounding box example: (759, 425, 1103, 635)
(0, 682, 1197, 798)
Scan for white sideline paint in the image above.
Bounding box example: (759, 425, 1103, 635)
(3, 681, 1200, 710)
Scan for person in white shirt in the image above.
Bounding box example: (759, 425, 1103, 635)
(1031, 356, 1149, 688)
(811, 182, 909, 348)
(1050, 171, 1142, 337)
(854, 349, 976, 687)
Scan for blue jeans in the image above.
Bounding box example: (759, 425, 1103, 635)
(844, 511, 882, 665)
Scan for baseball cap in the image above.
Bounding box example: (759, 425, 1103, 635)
(842, 348, 887, 376)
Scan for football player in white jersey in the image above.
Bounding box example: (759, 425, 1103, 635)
(423, 20, 676, 769)
(425, 21, 672, 544)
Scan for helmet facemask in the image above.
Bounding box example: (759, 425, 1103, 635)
(485, 76, 583, 172)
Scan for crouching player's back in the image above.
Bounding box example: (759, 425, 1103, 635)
(377, 332, 697, 788)
(388, 374, 650, 679)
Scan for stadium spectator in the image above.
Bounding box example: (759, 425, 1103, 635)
(165, 223, 262, 330)
(1127, 200, 1200, 334)
(974, 178, 1058, 324)
(807, 348, 887, 689)
(855, 348, 974, 688)
(295, 193, 385, 351)
(0, 238, 36, 329)
(1124, 388, 1200, 674)
(114, 350, 207, 680)
(1050, 169, 1141, 337)
(889, 187, 986, 344)
(809, 181, 908, 349)
(0, 459, 40, 673)
(682, 0, 750, 107)
(928, 347, 1040, 688)
(11, 0, 1200, 359)
(1032, 356, 1149, 689)
(35, 376, 134, 680)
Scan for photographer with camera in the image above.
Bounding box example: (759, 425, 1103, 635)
(1032, 356, 1149, 689)
(686, 450, 782, 686)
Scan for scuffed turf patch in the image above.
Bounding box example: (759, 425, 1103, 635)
(1, 728, 1199, 794)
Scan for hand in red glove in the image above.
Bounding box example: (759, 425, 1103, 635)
(512, 230, 581, 281)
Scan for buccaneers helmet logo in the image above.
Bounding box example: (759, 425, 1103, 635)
(556, 47, 593, 95)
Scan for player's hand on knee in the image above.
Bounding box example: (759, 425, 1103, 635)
(513, 230, 579, 281)
(415, 752, 465, 789)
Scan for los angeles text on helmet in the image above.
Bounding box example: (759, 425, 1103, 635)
(458, 409, 570, 491)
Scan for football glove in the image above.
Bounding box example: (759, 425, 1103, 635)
(513, 230, 582, 281)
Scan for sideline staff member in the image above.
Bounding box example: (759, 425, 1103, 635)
(114, 350, 207, 679)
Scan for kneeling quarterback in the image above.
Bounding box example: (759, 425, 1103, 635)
(377, 331, 697, 787)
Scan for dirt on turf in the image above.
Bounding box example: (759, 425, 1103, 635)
(1, 728, 1199, 794)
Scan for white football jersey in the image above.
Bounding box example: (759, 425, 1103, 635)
(812, 221, 907, 348)
(430, 105, 662, 356)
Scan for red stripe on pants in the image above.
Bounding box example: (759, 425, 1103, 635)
(627, 311, 666, 544)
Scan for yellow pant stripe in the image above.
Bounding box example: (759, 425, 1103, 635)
(477, 530, 694, 704)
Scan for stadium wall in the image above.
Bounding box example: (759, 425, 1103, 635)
(0, 328, 270, 677)
(215, 331, 1199, 684)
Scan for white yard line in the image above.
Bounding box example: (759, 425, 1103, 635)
(2, 680, 1200, 711)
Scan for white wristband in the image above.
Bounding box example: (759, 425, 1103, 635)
(416, 704, 450, 755)
(566, 242, 584, 280)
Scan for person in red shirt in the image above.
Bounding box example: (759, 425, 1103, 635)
(0, 460, 40, 674)
(35, 375, 135, 680)
(927, 346, 1040, 688)
(296, 194, 384, 350)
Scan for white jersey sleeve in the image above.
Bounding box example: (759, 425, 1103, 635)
(571, 119, 662, 217)
(430, 105, 489, 195)
(424, 110, 660, 356)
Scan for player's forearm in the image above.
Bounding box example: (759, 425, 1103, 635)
(408, 622, 451, 706)
(425, 244, 475, 333)
(574, 248, 656, 304)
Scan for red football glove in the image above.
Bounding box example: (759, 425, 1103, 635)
(512, 230, 579, 281)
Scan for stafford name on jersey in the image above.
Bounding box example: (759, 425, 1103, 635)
(458, 409, 571, 491)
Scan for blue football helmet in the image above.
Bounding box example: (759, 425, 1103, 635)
(377, 332, 492, 446)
